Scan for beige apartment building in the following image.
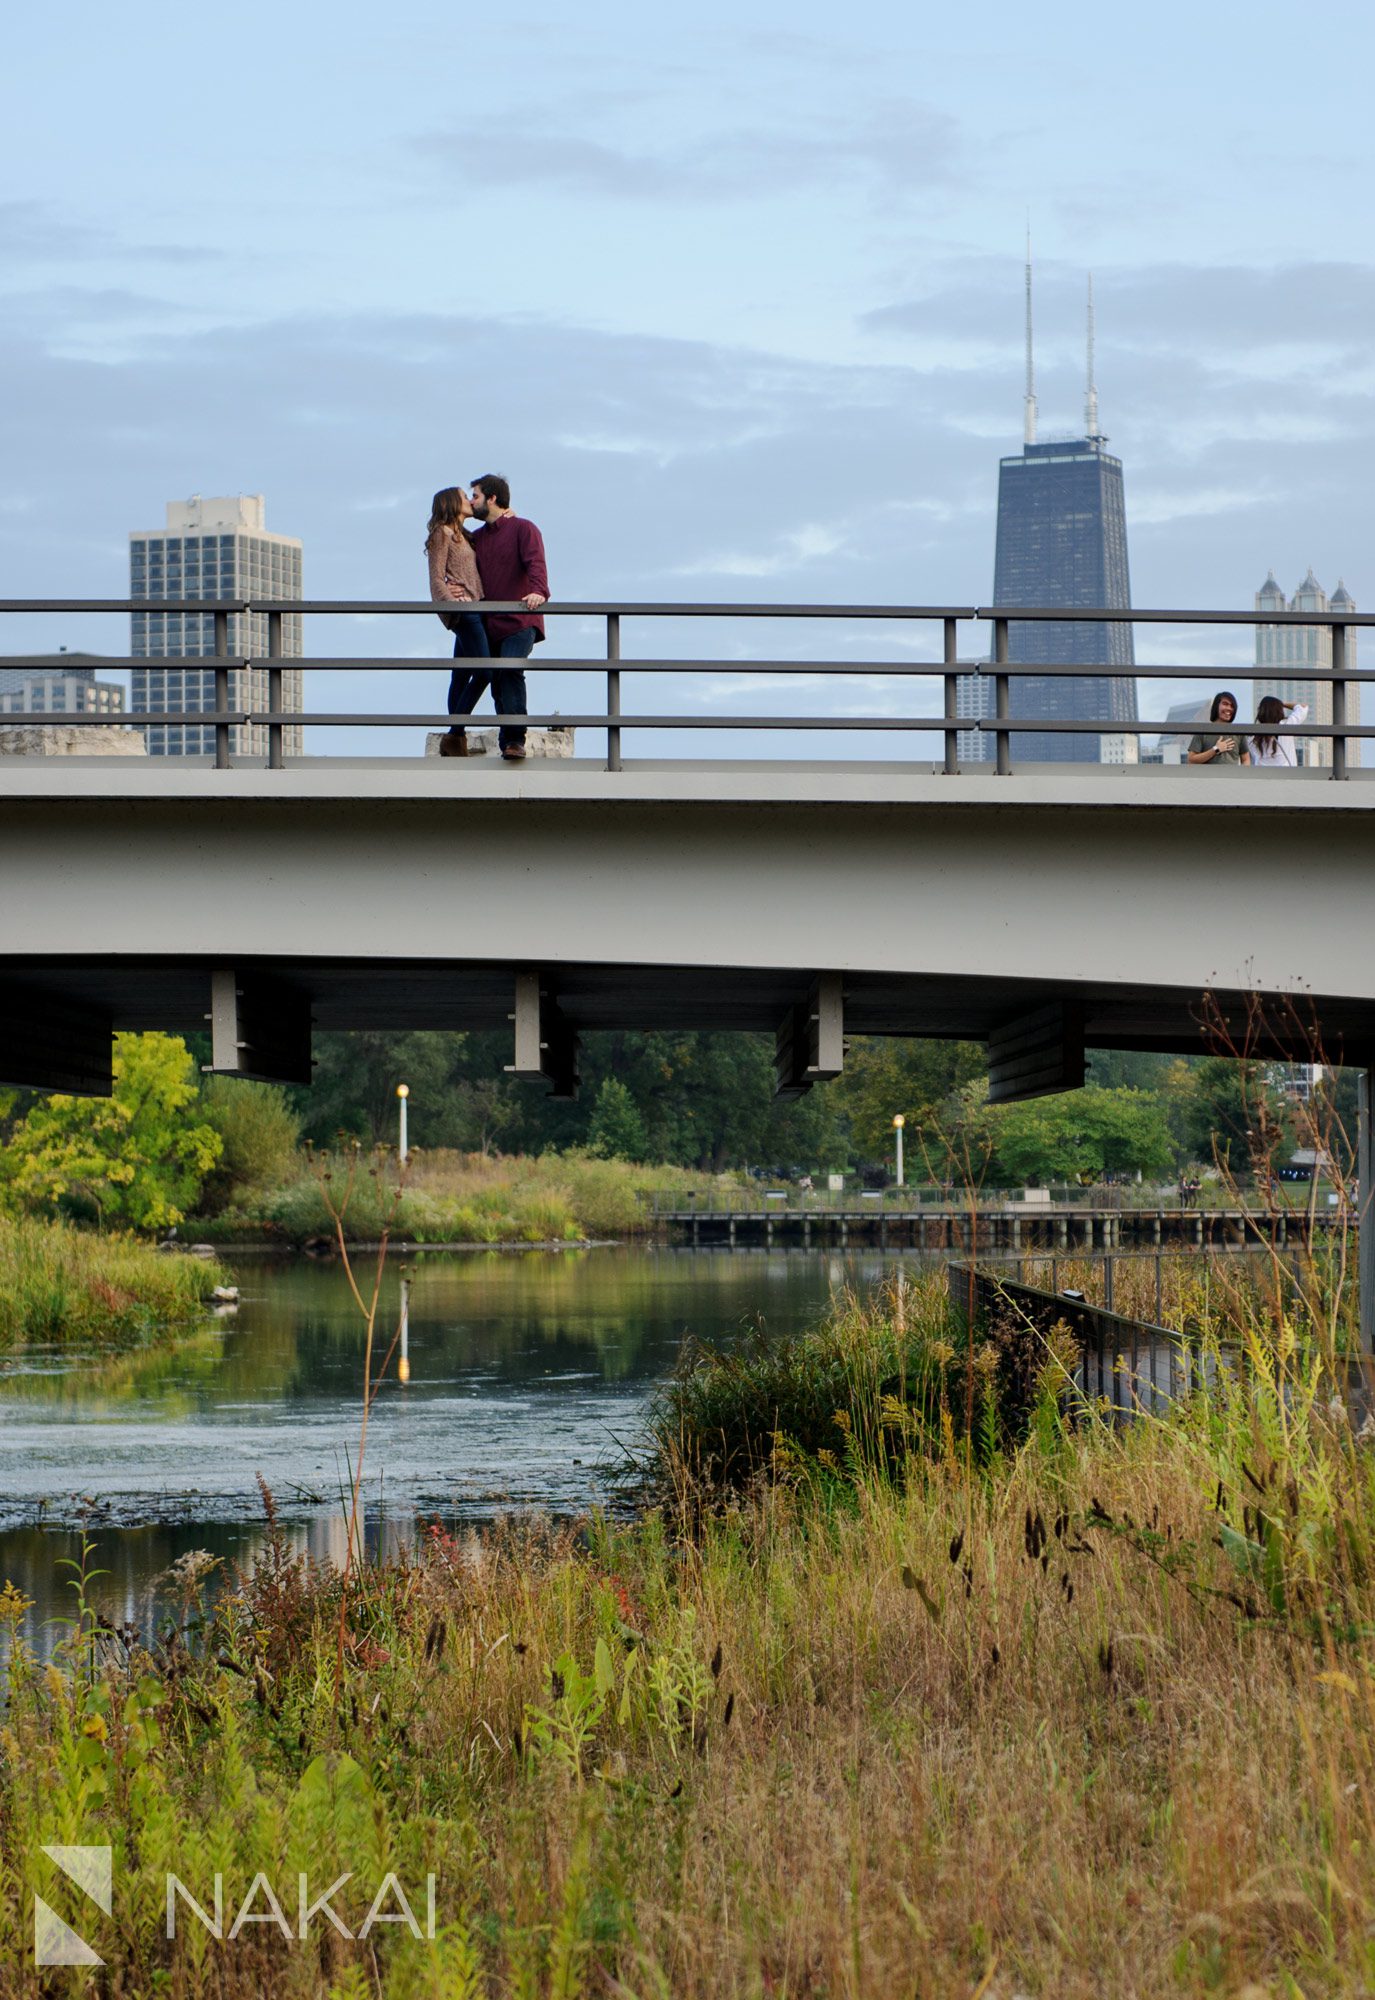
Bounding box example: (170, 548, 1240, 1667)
(1254, 570, 1359, 769)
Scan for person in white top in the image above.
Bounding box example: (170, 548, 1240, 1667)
(1249, 696, 1309, 769)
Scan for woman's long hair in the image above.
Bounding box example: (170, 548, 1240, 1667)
(425, 486, 468, 551)
(1250, 694, 1286, 760)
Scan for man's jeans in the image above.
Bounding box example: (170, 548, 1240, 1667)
(490, 629, 535, 751)
(445, 621, 533, 751)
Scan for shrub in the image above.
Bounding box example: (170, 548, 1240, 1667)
(196, 1077, 302, 1215)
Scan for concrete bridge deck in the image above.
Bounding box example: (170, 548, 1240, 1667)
(3, 757, 1373, 1058)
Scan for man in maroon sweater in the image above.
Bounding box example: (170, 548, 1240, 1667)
(468, 474, 549, 762)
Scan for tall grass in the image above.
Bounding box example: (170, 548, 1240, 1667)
(196, 1146, 730, 1244)
(6, 1277, 1373, 1994)
(0, 1215, 224, 1347)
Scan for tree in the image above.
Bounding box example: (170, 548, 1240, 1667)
(290, 1031, 462, 1146)
(1159, 1057, 1293, 1173)
(831, 1037, 986, 1168)
(6, 1033, 222, 1230)
(586, 1077, 648, 1161)
(975, 1085, 1174, 1186)
(294, 1026, 846, 1171)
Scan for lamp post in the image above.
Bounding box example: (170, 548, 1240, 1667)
(893, 1113, 905, 1191)
(397, 1083, 409, 1164)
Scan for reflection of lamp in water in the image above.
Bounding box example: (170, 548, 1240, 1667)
(396, 1082, 409, 1164)
(893, 1113, 905, 1190)
(398, 1268, 411, 1383)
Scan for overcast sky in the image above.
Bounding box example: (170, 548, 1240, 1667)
(2, 0, 1371, 752)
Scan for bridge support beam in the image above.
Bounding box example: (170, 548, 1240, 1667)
(506, 971, 580, 1100)
(774, 973, 844, 1100)
(1360, 1068, 1374, 1357)
(987, 1000, 1085, 1105)
(207, 969, 313, 1083)
(0, 984, 112, 1096)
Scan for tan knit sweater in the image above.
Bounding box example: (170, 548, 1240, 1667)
(427, 526, 483, 633)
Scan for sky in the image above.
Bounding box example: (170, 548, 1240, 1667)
(2, 0, 1372, 754)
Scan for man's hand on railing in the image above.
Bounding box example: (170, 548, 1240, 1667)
(522, 593, 547, 611)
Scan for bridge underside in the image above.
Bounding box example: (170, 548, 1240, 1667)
(3, 763, 1375, 1092)
(3, 955, 1373, 1065)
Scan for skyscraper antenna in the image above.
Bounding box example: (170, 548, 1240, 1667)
(1023, 226, 1038, 447)
(1085, 273, 1100, 441)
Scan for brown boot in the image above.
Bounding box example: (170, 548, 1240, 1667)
(501, 742, 527, 762)
(439, 730, 468, 757)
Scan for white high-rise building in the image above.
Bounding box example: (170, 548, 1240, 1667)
(1254, 570, 1359, 770)
(130, 495, 303, 758)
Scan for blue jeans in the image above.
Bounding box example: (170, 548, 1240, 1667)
(490, 629, 535, 752)
(445, 613, 491, 727)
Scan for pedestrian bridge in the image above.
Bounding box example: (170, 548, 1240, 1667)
(2, 596, 1374, 1105)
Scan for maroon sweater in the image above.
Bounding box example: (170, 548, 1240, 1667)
(469, 514, 549, 644)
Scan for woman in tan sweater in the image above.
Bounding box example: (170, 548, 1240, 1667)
(426, 486, 489, 757)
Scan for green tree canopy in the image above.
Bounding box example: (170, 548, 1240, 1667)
(949, 1081, 1174, 1187)
(586, 1077, 649, 1161)
(4, 1033, 222, 1230)
(829, 1037, 986, 1170)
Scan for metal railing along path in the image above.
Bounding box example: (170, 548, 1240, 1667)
(3, 599, 1375, 776)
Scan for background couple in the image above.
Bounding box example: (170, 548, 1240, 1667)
(426, 475, 550, 763)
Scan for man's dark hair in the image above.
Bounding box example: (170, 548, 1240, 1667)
(472, 474, 511, 510)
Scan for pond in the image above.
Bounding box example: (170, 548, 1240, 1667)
(0, 1245, 901, 1651)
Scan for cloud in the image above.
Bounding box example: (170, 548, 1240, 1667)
(864, 255, 1375, 371)
(673, 524, 848, 579)
(1128, 484, 1276, 527)
(414, 98, 966, 203)
(0, 200, 216, 268)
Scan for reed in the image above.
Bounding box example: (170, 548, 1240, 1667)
(0, 1215, 224, 1348)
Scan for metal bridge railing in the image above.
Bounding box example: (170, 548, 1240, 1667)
(2, 599, 1373, 776)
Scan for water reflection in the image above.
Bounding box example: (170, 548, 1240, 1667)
(0, 1246, 897, 1650)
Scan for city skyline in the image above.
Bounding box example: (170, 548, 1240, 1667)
(1, 1, 1370, 755)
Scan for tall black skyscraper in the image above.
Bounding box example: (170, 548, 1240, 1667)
(988, 261, 1137, 763)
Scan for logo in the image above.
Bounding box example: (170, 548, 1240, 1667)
(31, 1847, 438, 1965)
(34, 1845, 112, 1967)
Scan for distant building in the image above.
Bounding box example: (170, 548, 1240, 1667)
(990, 258, 1138, 763)
(1254, 570, 1359, 769)
(1141, 697, 1208, 766)
(130, 495, 303, 758)
(954, 664, 992, 763)
(0, 652, 125, 717)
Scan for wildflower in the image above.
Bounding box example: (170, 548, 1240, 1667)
(0, 1580, 34, 1624)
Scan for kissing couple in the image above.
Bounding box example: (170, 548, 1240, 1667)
(426, 474, 549, 763)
